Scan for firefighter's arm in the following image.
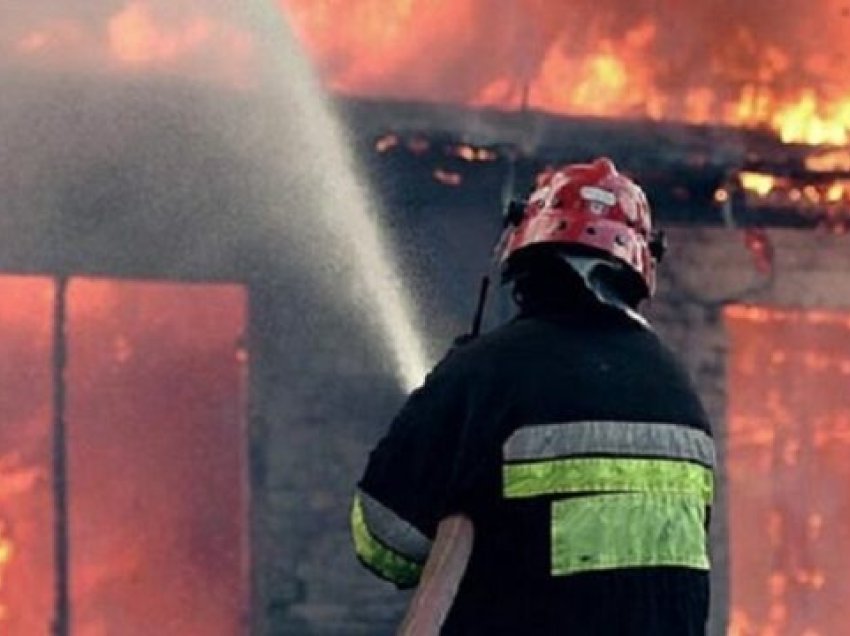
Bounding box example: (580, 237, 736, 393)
(397, 514, 474, 636)
(352, 354, 472, 589)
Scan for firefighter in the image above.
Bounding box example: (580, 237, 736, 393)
(351, 158, 715, 635)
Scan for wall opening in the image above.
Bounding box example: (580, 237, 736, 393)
(0, 276, 55, 633)
(725, 305, 850, 636)
(0, 275, 249, 635)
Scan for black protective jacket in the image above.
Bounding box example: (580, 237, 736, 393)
(352, 307, 714, 635)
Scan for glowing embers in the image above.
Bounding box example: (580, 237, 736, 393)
(374, 133, 498, 161)
(372, 131, 501, 189)
(375, 133, 400, 153)
(446, 144, 498, 163)
(726, 305, 850, 635)
(433, 168, 463, 186)
(716, 170, 850, 233)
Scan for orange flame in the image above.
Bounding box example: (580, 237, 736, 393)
(281, 0, 850, 146)
(774, 91, 850, 145)
(806, 148, 850, 172)
(741, 172, 777, 197)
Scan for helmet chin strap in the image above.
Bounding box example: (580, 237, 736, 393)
(560, 255, 651, 329)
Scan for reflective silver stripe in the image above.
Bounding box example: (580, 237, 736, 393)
(357, 489, 432, 562)
(504, 421, 715, 468)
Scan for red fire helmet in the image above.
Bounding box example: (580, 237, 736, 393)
(500, 157, 663, 300)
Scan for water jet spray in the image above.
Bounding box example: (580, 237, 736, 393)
(241, 1, 432, 392)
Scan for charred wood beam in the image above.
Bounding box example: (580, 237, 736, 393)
(339, 97, 850, 230)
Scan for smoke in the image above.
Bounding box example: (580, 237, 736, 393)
(0, 1, 253, 83)
(235, 1, 432, 390)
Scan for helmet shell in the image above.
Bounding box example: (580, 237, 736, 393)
(501, 157, 657, 299)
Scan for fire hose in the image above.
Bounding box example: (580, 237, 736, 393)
(397, 278, 489, 635)
(397, 515, 475, 636)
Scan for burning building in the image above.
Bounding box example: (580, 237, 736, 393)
(0, 1, 848, 635)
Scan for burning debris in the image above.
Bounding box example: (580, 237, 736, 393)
(355, 103, 850, 234)
(716, 159, 850, 233)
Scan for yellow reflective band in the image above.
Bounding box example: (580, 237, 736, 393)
(503, 457, 714, 503)
(350, 494, 423, 588)
(551, 492, 710, 575)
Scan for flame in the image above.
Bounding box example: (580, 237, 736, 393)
(527, 20, 663, 120)
(726, 305, 850, 636)
(741, 172, 777, 197)
(281, 0, 850, 145)
(774, 91, 850, 145)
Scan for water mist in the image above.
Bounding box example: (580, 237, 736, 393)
(240, 1, 432, 393)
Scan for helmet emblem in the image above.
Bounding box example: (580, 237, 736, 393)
(580, 186, 617, 215)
